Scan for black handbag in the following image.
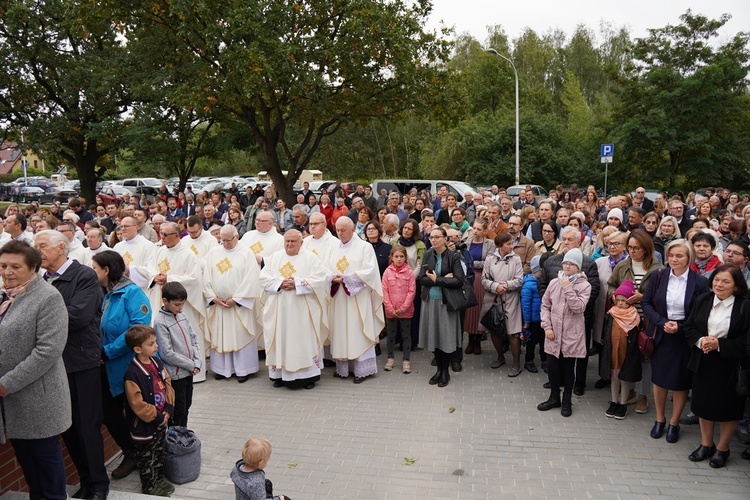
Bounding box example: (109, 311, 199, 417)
(480, 295, 507, 337)
(737, 368, 750, 396)
(444, 279, 478, 312)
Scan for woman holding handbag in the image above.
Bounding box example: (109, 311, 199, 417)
(418, 227, 465, 388)
(683, 264, 750, 468)
(641, 239, 709, 444)
(479, 233, 524, 376)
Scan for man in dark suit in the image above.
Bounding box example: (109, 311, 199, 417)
(297, 181, 313, 201)
(35, 230, 109, 499)
(633, 187, 654, 212)
(182, 194, 197, 217)
(668, 198, 692, 236)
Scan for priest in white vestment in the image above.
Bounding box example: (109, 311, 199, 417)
(259, 230, 329, 389)
(326, 217, 385, 383)
(239, 210, 284, 267)
(238, 210, 282, 350)
(301, 213, 338, 263)
(144, 222, 208, 382)
(182, 216, 218, 262)
(113, 217, 159, 307)
(57, 221, 92, 267)
(203, 225, 262, 383)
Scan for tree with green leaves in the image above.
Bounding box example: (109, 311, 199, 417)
(613, 11, 750, 190)
(0, 0, 133, 201)
(129, 0, 452, 203)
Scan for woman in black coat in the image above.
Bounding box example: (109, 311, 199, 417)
(683, 265, 750, 468)
(418, 227, 465, 388)
(641, 239, 709, 444)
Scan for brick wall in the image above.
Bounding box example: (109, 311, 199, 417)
(0, 428, 119, 494)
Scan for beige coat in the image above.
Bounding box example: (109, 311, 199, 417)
(478, 251, 524, 335)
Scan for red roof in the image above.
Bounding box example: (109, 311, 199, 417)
(0, 141, 22, 175)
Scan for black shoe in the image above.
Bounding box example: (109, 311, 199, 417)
(431, 356, 437, 366)
(573, 385, 585, 396)
(537, 395, 561, 412)
(741, 448, 750, 460)
(605, 401, 618, 418)
(323, 359, 336, 367)
(451, 361, 462, 373)
(679, 412, 699, 425)
(214, 373, 227, 380)
(666, 424, 680, 443)
(688, 443, 716, 462)
(437, 369, 450, 388)
(588, 342, 603, 356)
(304, 382, 315, 390)
(709, 449, 730, 469)
(524, 362, 538, 373)
(594, 378, 610, 389)
(72, 486, 91, 499)
(561, 393, 572, 417)
(333, 371, 347, 378)
(272, 380, 284, 388)
(543, 381, 551, 389)
(650, 421, 666, 439)
(89, 491, 108, 500)
(353, 376, 367, 384)
(375, 344, 382, 356)
(613, 404, 628, 420)
(429, 371, 440, 385)
(237, 375, 250, 383)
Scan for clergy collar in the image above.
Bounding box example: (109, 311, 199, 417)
(339, 237, 355, 248)
(124, 235, 142, 244)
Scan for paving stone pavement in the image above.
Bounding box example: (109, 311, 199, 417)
(107, 342, 750, 499)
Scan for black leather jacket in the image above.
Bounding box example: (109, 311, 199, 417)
(418, 248, 465, 302)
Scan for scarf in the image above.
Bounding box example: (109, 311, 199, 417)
(398, 236, 415, 247)
(690, 255, 720, 276)
(608, 252, 628, 270)
(451, 220, 470, 234)
(609, 304, 640, 332)
(0, 274, 36, 317)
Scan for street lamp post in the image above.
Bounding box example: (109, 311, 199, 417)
(486, 48, 519, 186)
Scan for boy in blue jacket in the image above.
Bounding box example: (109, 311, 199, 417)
(522, 255, 547, 373)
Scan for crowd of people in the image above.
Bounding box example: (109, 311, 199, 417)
(1, 181, 750, 499)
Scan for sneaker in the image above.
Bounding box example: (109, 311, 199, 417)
(384, 359, 395, 371)
(402, 361, 411, 374)
(605, 401, 618, 418)
(736, 423, 750, 444)
(614, 403, 628, 420)
(680, 411, 699, 425)
(626, 389, 638, 405)
(524, 362, 538, 373)
(634, 395, 648, 414)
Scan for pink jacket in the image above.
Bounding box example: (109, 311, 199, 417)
(382, 262, 417, 318)
(540, 275, 591, 359)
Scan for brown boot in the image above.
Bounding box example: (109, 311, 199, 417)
(111, 449, 137, 479)
(474, 336, 482, 355)
(464, 335, 475, 355)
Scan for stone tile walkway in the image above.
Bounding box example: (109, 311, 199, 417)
(105, 343, 749, 499)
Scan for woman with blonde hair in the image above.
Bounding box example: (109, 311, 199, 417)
(590, 226, 621, 260)
(654, 216, 681, 260)
(519, 205, 537, 234)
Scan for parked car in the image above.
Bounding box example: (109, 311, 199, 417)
(97, 186, 133, 206)
(505, 184, 548, 201)
(39, 187, 79, 205)
(340, 182, 360, 195)
(133, 185, 162, 203)
(370, 179, 478, 203)
(18, 186, 44, 203)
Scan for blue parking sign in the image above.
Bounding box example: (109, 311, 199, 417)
(601, 144, 614, 157)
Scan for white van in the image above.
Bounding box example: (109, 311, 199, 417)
(370, 179, 477, 203)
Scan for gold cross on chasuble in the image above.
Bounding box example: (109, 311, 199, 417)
(336, 256, 350, 274)
(279, 262, 296, 278)
(122, 252, 133, 266)
(216, 257, 233, 275)
(249, 241, 264, 255)
(158, 258, 171, 274)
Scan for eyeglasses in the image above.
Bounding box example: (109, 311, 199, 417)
(627, 246, 643, 252)
(429, 235, 444, 240)
(542, 229, 554, 234)
(606, 241, 622, 247)
(724, 249, 745, 257)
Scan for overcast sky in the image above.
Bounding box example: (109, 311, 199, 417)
(427, 1, 749, 46)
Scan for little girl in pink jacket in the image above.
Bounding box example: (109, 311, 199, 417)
(382, 245, 417, 374)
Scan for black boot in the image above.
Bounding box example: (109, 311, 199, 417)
(537, 391, 561, 411)
(438, 351, 450, 388)
(561, 392, 572, 417)
(451, 348, 462, 372)
(429, 350, 441, 385)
